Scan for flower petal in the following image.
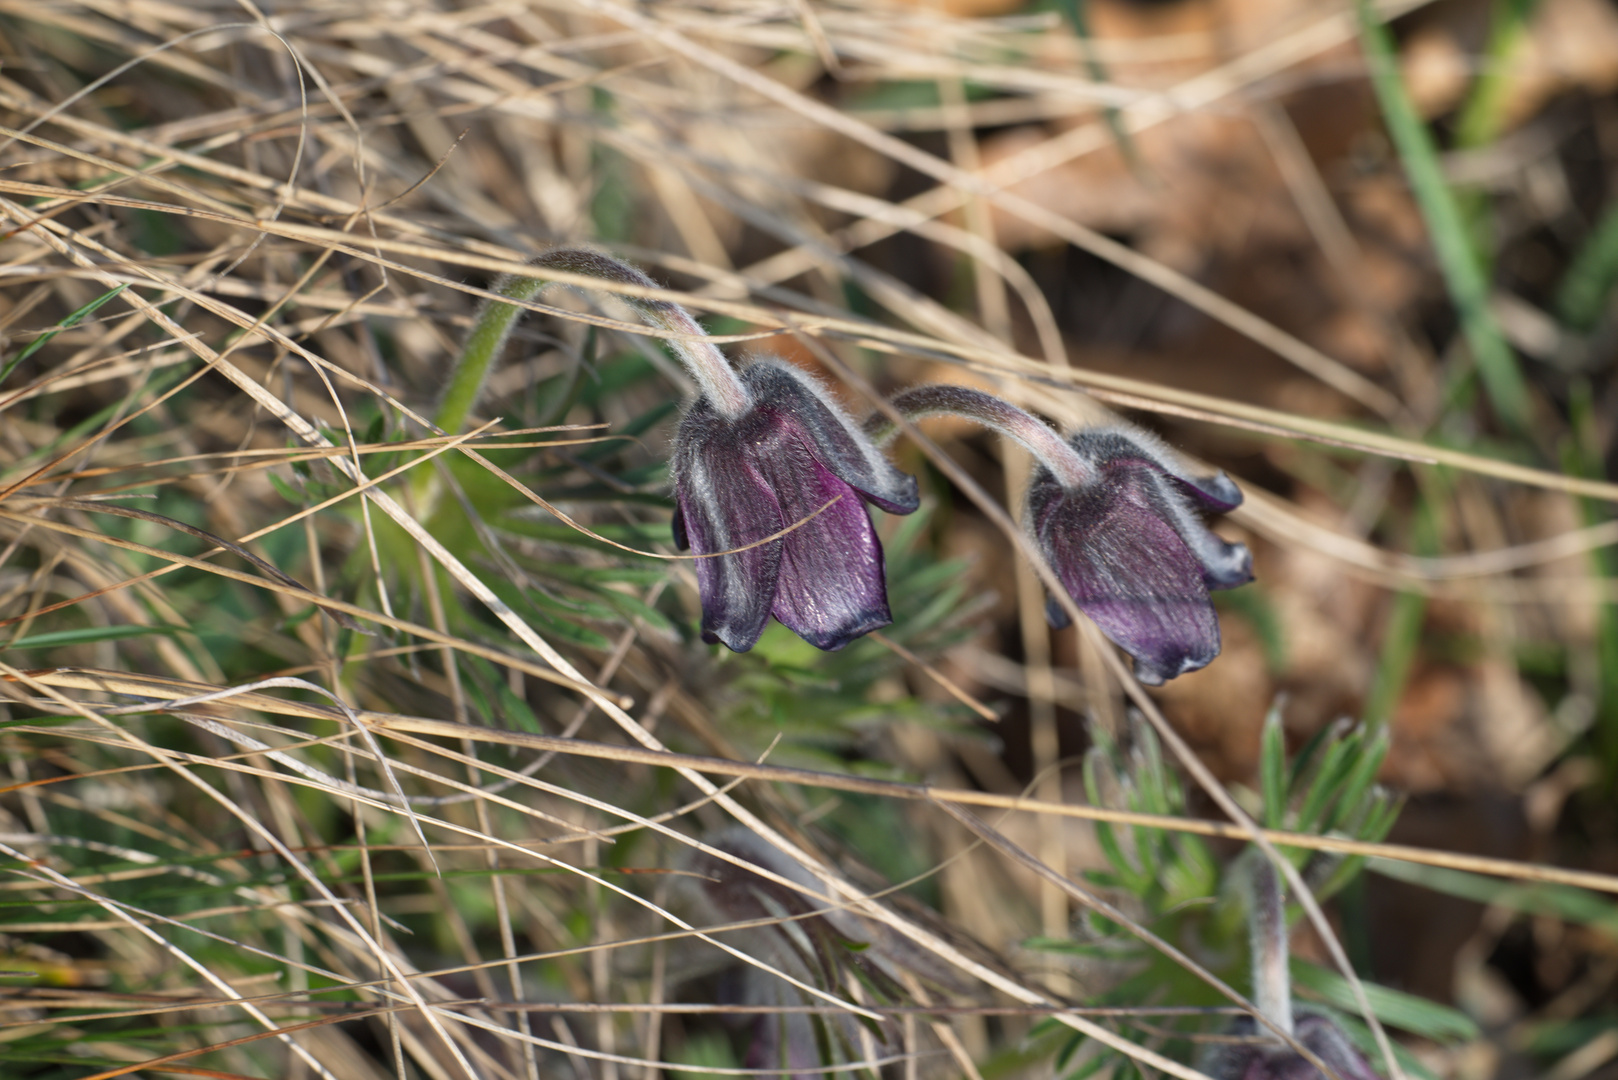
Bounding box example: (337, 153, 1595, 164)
(673, 406, 785, 652)
(742, 361, 920, 515)
(756, 449, 892, 650)
(1126, 464, 1254, 591)
(1064, 429, 1252, 591)
(1069, 427, 1245, 511)
(670, 502, 689, 551)
(1169, 469, 1243, 513)
(1297, 1014, 1382, 1080)
(1032, 470, 1223, 684)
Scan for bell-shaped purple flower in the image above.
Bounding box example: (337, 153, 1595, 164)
(672, 359, 919, 652)
(1198, 1014, 1382, 1080)
(1026, 427, 1253, 684)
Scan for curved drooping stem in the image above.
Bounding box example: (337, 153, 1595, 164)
(1247, 855, 1295, 1038)
(865, 384, 1092, 489)
(437, 248, 750, 436)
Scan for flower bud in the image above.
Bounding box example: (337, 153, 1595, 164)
(672, 360, 919, 652)
(1026, 426, 1252, 684)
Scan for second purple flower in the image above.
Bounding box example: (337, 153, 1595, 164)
(869, 385, 1252, 684)
(1027, 427, 1254, 684)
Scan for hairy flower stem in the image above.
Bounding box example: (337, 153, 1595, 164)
(1247, 855, 1295, 1038)
(865, 385, 1091, 488)
(437, 248, 749, 438)
(435, 273, 546, 438)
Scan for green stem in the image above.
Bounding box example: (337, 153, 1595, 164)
(436, 248, 750, 437)
(1247, 854, 1295, 1037)
(435, 274, 549, 437)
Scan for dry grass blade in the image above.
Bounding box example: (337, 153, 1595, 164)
(14, 672, 1614, 893)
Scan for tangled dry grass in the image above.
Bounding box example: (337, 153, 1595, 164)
(1, 1, 1617, 1078)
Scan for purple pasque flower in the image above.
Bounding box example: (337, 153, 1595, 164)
(672, 359, 919, 652)
(869, 385, 1251, 685)
(1025, 426, 1253, 684)
(1198, 1014, 1382, 1080)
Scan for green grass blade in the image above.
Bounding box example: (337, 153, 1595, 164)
(1370, 857, 1618, 936)
(1356, 0, 1531, 432)
(1454, 0, 1539, 152)
(1363, 502, 1438, 728)
(1292, 958, 1480, 1040)
(4, 624, 180, 650)
(1556, 202, 1618, 332)
(1260, 704, 1288, 829)
(1564, 385, 1618, 783)
(1323, 725, 1390, 833)
(0, 284, 128, 387)
(1295, 738, 1355, 835)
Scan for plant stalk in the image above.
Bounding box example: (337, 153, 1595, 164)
(866, 384, 1092, 488)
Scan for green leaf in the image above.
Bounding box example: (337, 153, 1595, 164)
(1518, 1016, 1618, 1057)
(1563, 385, 1618, 782)
(1287, 720, 1337, 792)
(1453, 0, 1541, 153)
(267, 471, 306, 505)
(576, 398, 676, 459)
(667, 1032, 741, 1080)
(5, 624, 181, 650)
(1369, 858, 1618, 935)
(1053, 1031, 1086, 1072)
(1326, 1009, 1444, 1080)
(589, 585, 675, 635)
(1093, 820, 1151, 898)
(1061, 1045, 1115, 1080)
(1295, 737, 1355, 834)
(1323, 726, 1389, 833)
(1291, 959, 1480, 1041)
(1162, 833, 1219, 906)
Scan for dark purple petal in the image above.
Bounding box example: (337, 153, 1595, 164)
(1124, 463, 1254, 591)
(1026, 423, 1253, 680)
(756, 452, 892, 650)
(741, 361, 920, 515)
(1171, 468, 1244, 513)
(1030, 468, 1223, 685)
(673, 404, 785, 652)
(672, 359, 918, 653)
(671, 502, 689, 551)
(1069, 428, 1246, 511)
(1189, 532, 1253, 590)
(1064, 429, 1253, 590)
